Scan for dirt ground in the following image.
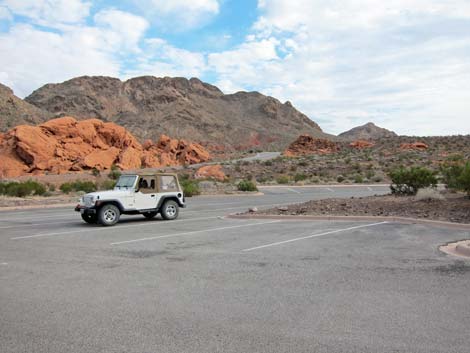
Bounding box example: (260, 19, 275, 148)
(256, 192, 470, 224)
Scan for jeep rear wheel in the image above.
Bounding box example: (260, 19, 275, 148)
(98, 204, 120, 226)
(143, 211, 158, 219)
(161, 200, 179, 220)
(81, 213, 97, 224)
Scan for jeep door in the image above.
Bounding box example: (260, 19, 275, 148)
(134, 176, 158, 210)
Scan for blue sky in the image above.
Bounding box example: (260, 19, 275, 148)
(0, 0, 469, 136)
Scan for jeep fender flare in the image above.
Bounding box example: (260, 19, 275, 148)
(96, 199, 126, 212)
(157, 196, 184, 210)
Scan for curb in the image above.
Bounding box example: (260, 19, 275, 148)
(227, 214, 470, 230)
(440, 240, 470, 258)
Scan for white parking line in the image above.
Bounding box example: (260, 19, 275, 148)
(242, 222, 388, 252)
(326, 188, 334, 192)
(0, 221, 71, 229)
(10, 216, 221, 240)
(367, 187, 373, 191)
(111, 220, 281, 245)
(287, 188, 301, 194)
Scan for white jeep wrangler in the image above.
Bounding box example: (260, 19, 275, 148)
(75, 173, 186, 226)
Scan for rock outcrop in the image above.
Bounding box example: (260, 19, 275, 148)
(349, 140, 375, 149)
(195, 165, 226, 181)
(339, 122, 397, 141)
(0, 117, 210, 177)
(24, 76, 332, 150)
(284, 135, 340, 156)
(400, 142, 429, 150)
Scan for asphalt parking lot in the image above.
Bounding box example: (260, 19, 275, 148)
(1, 185, 469, 353)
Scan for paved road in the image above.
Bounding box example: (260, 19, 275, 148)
(1, 185, 469, 353)
(237, 151, 281, 162)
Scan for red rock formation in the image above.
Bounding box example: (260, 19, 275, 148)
(0, 117, 211, 177)
(349, 140, 375, 149)
(284, 135, 339, 156)
(400, 142, 428, 150)
(194, 165, 226, 181)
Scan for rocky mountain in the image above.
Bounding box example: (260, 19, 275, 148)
(339, 122, 397, 141)
(24, 76, 330, 150)
(0, 83, 50, 131)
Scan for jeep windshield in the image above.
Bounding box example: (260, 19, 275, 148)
(115, 175, 137, 189)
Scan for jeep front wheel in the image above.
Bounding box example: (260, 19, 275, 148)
(81, 213, 97, 224)
(98, 204, 120, 226)
(161, 200, 179, 220)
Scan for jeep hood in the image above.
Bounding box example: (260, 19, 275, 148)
(84, 189, 133, 199)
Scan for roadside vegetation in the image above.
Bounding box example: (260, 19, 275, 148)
(179, 175, 200, 197)
(237, 180, 258, 192)
(0, 180, 47, 197)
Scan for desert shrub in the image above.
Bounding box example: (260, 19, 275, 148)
(440, 156, 465, 190)
(237, 180, 258, 192)
(372, 175, 383, 183)
(366, 170, 375, 179)
(336, 175, 345, 183)
(0, 180, 47, 197)
(108, 165, 121, 180)
(276, 175, 290, 184)
(298, 160, 308, 167)
(457, 162, 470, 196)
(294, 173, 308, 182)
(389, 166, 437, 195)
(91, 167, 101, 177)
(180, 178, 200, 197)
(60, 180, 97, 194)
(415, 188, 444, 201)
(264, 160, 273, 166)
(100, 180, 116, 190)
(354, 174, 364, 183)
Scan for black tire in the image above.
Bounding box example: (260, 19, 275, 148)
(81, 213, 97, 224)
(160, 200, 179, 220)
(97, 204, 120, 226)
(143, 211, 158, 219)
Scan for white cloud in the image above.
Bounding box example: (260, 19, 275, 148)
(0, 7, 149, 97)
(1, 0, 91, 27)
(0, 5, 12, 21)
(0, 23, 121, 97)
(206, 0, 470, 136)
(124, 38, 206, 78)
(133, 0, 220, 30)
(94, 9, 149, 52)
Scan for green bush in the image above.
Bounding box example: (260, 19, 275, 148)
(60, 180, 97, 194)
(180, 178, 200, 197)
(91, 168, 101, 177)
(336, 175, 345, 183)
(108, 165, 121, 180)
(0, 180, 47, 197)
(354, 174, 364, 183)
(276, 175, 290, 184)
(457, 162, 470, 196)
(440, 157, 465, 190)
(294, 173, 308, 182)
(389, 166, 437, 195)
(237, 180, 258, 192)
